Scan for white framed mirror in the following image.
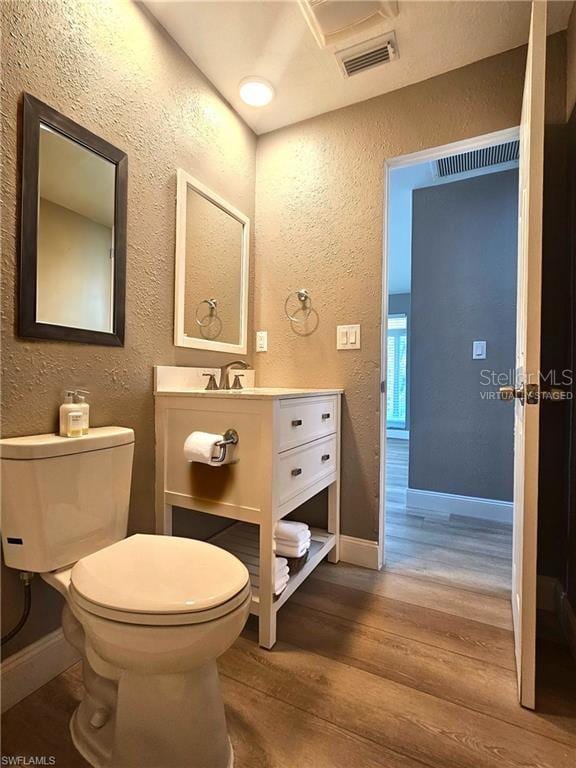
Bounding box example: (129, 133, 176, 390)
(174, 169, 250, 353)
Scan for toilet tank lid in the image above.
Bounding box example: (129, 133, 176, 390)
(0, 426, 134, 460)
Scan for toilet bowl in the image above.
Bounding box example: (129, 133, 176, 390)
(0, 428, 251, 768)
(44, 534, 251, 768)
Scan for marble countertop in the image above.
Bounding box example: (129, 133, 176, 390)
(154, 387, 343, 399)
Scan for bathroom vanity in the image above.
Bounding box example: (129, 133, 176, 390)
(154, 366, 342, 648)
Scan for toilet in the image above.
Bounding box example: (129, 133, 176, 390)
(0, 427, 251, 768)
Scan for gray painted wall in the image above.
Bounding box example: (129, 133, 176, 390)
(388, 293, 411, 429)
(409, 170, 518, 502)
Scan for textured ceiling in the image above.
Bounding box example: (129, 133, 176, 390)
(144, 0, 573, 134)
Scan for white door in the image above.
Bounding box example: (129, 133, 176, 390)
(509, 0, 547, 710)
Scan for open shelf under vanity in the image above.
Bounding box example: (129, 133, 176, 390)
(210, 522, 336, 615)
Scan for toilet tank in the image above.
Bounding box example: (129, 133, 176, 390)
(0, 427, 134, 572)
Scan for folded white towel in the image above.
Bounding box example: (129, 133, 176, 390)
(275, 521, 310, 541)
(275, 540, 310, 558)
(274, 575, 290, 596)
(244, 562, 289, 580)
(183, 431, 222, 464)
(275, 531, 311, 546)
(250, 571, 290, 594)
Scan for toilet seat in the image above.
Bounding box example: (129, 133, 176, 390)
(70, 582, 251, 625)
(70, 534, 250, 626)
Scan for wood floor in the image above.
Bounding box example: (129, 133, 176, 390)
(3, 561, 575, 767)
(3, 440, 574, 767)
(385, 438, 513, 598)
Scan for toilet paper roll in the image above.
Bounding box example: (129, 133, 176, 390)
(183, 432, 223, 464)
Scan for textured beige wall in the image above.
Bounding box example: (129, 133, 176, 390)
(1, 0, 256, 656)
(567, 6, 576, 118)
(254, 38, 565, 541)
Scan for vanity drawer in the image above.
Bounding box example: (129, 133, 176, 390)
(277, 435, 337, 507)
(278, 395, 338, 452)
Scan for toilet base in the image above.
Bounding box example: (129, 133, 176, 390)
(71, 710, 234, 768)
(70, 660, 234, 768)
(70, 707, 111, 768)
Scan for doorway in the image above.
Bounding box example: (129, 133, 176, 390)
(380, 128, 520, 599)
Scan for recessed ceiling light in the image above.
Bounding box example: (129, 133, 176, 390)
(239, 77, 275, 107)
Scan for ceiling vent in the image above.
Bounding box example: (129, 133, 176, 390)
(436, 140, 520, 178)
(299, 1, 398, 49)
(336, 33, 398, 78)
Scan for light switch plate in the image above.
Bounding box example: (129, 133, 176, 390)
(337, 324, 361, 350)
(256, 330, 268, 352)
(472, 340, 486, 360)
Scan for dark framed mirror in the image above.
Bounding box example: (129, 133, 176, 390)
(19, 93, 127, 345)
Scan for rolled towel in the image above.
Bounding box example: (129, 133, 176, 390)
(275, 521, 310, 541)
(183, 432, 222, 464)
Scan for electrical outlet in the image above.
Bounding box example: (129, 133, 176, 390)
(256, 330, 268, 352)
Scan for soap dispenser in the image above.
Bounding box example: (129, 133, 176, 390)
(66, 411, 84, 438)
(59, 391, 77, 437)
(74, 390, 90, 435)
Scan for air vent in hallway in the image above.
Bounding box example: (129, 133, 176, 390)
(436, 140, 519, 178)
(336, 33, 398, 77)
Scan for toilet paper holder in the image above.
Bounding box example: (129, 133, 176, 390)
(213, 429, 239, 464)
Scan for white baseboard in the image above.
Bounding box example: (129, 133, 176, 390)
(1, 628, 80, 713)
(406, 488, 513, 524)
(340, 535, 380, 570)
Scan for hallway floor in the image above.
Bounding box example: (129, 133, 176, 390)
(3, 560, 576, 768)
(385, 438, 513, 597)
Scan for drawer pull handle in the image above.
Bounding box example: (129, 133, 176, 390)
(321, 454, 330, 462)
(291, 468, 303, 477)
(291, 419, 303, 427)
(321, 413, 331, 420)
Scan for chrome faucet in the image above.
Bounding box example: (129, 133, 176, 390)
(218, 360, 250, 390)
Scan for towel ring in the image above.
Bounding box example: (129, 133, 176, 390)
(284, 289, 312, 324)
(195, 298, 218, 328)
